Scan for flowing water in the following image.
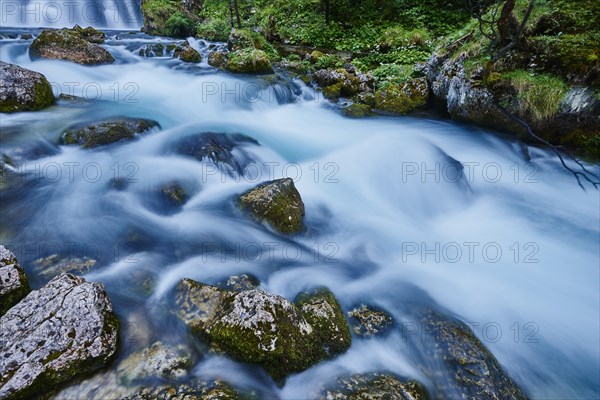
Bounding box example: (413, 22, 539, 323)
(0, 24, 599, 400)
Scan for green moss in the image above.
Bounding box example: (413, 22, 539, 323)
(342, 103, 373, 118)
(322, 83, 342, 99)
(500, 70, 568, 122)
(178, 46, 202, 63)
(296, 288, 352, 356)
(197, 18, 231, 41)
(375, 78, 429, 114)
(314, 54, 345, 70)
(226, 49, 274, 74)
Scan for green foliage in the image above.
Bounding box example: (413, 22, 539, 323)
(164, 12, 195, 38)
(314, 54, 345, 69)
(196, 18, 231, 41)
(371, 64, 416, 88)
(501, 70, 568, 121)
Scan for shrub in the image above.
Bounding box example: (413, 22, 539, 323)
(164, 12, 195, 38)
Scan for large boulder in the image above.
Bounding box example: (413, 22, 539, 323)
(29, 28, 114, 65)
(320, 373, 428, 400)
(0, 61, 54, 113)
(415, 309, 527, 399)
(208, 51, 227, 68)
(63, 117, 160, 148)
(174, 279, 351, 382)
(225, 49, 274, 74)
(0, 274, 119, 399)
(0, 245, 30, 316)
(238, 178, 305, 234)
(375, 78, 429, 114)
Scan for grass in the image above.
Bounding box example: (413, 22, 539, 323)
(501, 70, 568, 121)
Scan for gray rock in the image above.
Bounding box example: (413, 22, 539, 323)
(347, 305, 393, 337)
(29, 28, 114, 65)
(0, 274, 119, 399)
(416, 309, 527, 400)
(321, 372, 428, 400)
(0, 245, 30, 316)
(174, 279, 351, 382)
(239, 178, 305, 234)
(208, 51, 227, 68)
(116, 341, 193, 383)
(62, 117, 160, 148)
(0, 61, 54, 113)
(122, 381, 240, 400)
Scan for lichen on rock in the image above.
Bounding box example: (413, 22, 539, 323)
(0, 61, 54, 113)
(0, 245, 30, 316)
(0, 273, 119, 399)
(238, 178, 305, 234)
(29, 27, 114, 65)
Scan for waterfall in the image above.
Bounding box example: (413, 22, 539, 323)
(0, 0, 143, 29)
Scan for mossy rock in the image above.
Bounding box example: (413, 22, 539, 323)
(347, 305, 393, 336)
(176, 43, 201, 63)
(72, 25, 106, 44)
(296, 288, 351, 356)
(0, 61, 54, 113)
(161, 181, 189, 207)
(375, 77, 429, 114)
(29, 28, 114, 65)
(313, 68, 361, 97)
(63, 117, 160, 148)
(320, 372, 429, 400)
(322, 83, 342, 99)
(208, 51, 227, 68)
(342, 103, 373, 118)
(174, 279, 351, 383)
(238, 178, 305, 234)
(225, 49, 274, 74)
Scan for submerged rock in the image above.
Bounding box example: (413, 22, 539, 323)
(0, 274, 118, 399)
(0, 61, 55, 113)
(123, 381, 240, 400)
(29, 27, 114, 65)
(0, 245, 30, 316)
(416, 309, 527, 399)
(225, 49, 274, 74)
(174, 279, 350, 381)
(375, 78, 429, 114)
(32, 254, 96, 280)
(161, 181, 189, 207)
(63, 117, 160, 148)
(347, 305, 393, 336)
(342, 103, 373, 118)
(173, 132, 257, 174)
(320, 372, 428, 400)
(117, 341, 193, 383)
(238, 178, 305, 234)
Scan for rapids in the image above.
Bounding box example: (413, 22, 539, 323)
(0, 27, 598, 399)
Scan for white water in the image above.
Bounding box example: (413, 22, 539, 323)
(1, 30, 599, 399)
(0, 0, 142, 29)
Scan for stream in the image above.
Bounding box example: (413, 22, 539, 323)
(0, 22, 599, 399)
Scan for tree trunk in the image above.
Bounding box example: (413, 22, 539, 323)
(233, 0, 242, 29)
(325, 0, 330, 25)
